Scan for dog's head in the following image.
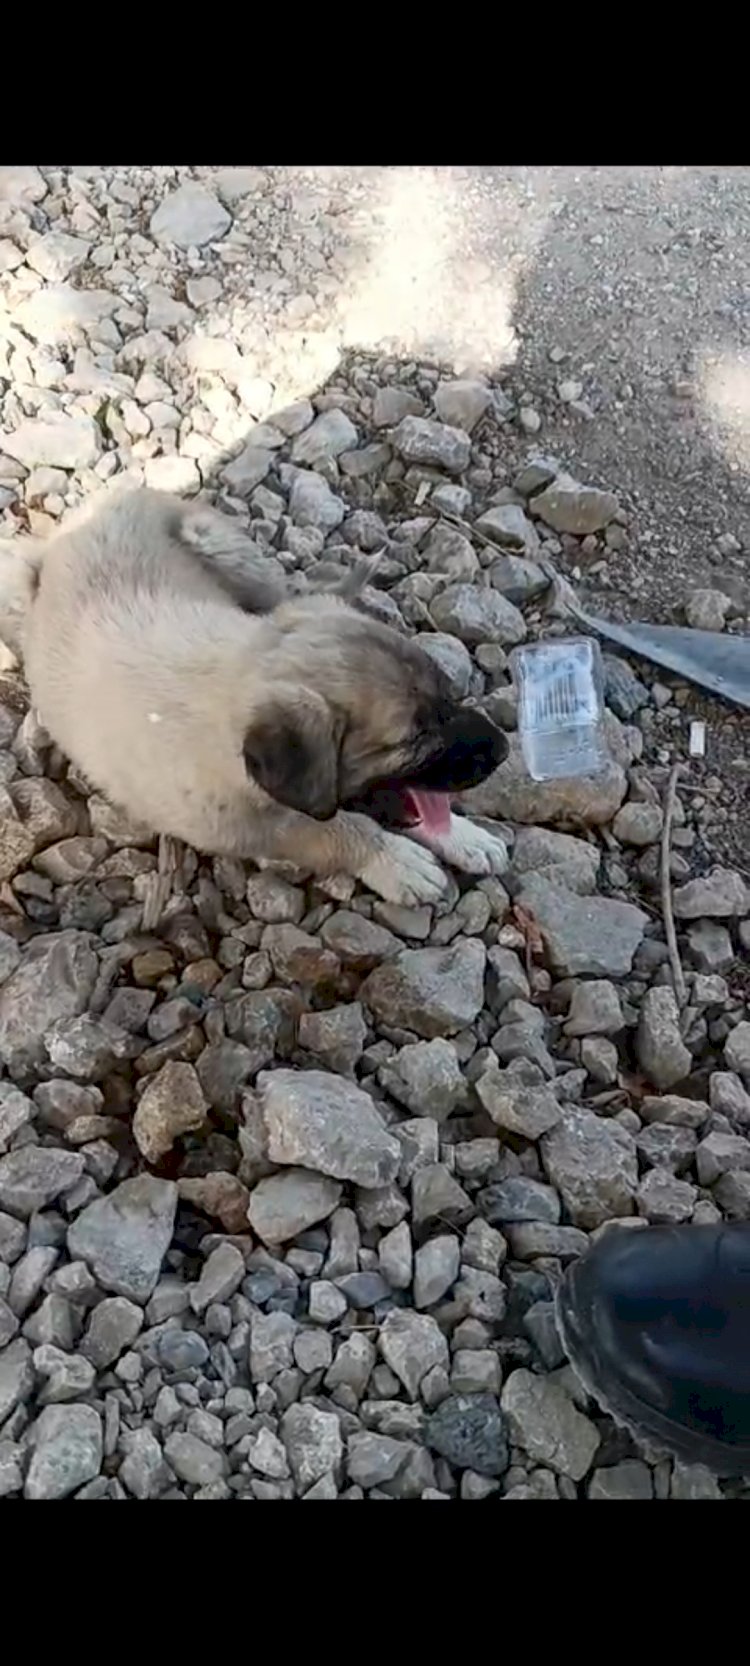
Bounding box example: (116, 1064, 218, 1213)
(242, 595, 508, 834)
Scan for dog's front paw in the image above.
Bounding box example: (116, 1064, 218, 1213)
(360, 832, 449, 907)
(412, 813, 509, 878)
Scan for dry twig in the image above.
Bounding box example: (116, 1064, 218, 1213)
(142, 835, 181, 933)
(661, 763, 687, 1009)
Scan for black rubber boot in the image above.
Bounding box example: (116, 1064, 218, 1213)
(556, 1224, 750, 1476)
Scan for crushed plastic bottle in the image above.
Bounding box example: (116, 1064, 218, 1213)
(510, 636, 609, 782)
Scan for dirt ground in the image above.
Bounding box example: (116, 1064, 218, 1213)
(245, 163, 750, 869)
(257, 163, 750, 610)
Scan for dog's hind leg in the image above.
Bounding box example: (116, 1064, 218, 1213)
(178, 502, 287, 614)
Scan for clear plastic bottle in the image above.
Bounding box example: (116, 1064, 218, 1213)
(510, 636, 609, 782)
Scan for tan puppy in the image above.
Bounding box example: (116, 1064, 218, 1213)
(21, 487, 509, 907)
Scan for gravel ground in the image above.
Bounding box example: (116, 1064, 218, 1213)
(0, 164, 749, 1502)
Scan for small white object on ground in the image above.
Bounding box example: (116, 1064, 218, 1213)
(689, 721, 706, 758)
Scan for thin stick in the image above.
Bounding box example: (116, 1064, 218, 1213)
(661, 763, 688, 1009)
(142, 835, 180, 932)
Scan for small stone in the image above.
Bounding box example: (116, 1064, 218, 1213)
(433, 379, 491, 433)
(258, 1068, 400, 1188)
(3, 416, 101, 471)
(246, 872, 305, 924)
(488, 553, 547, 604)
(451, 1349, 502, 1396)
(26, 231, 91, 281)
(0, 1298, 18, 1346)
(532, 474, 619, 536)
(25, 1404, 102, 1500)
(603, 656, 650, 720)
(177, 1173, 250, 1234)
(378, 1221, 413, 1291)
(362, 939, 486, 1040)
(502, 1369, 599, 1480)
(67, 1176, 177, 1304)
(465, 735, 626, 829)
(372, 387, 424, 428)
(412, 1164, 471, 1228)
(0, 165, 47, 202)
(248, 1427, 290, 1480)
(0, 1147, 84, 1218)
(221, 446, 273, 496)
(416, 633, 474, 699)
(476, 1073, 560, 1140)
(637, 987, 691, 1090)
(158, 1330, 211, 1373)
(0, 1084, 34, 1155)
(413, 1235, 461, 1308)
(80, 1298, 143, 1370)
(119, 1428, 168, 1500)
(298, 1004, 367, 1077)
(588, 1460, 653, 1500)
(426, 1393, 508, 1477)
(431, 584, 526, 648)
(636, 1168, 696, 1224)
(309, 1280, 348, 1323)
(292, 409, 358, 466)
(293, 1327, 332, 1375)
(320, 910, 398, 969)
(542, 1109, 638, 1229)
(281, 1402, 342, 1491)
(247, 1169, 342, 1245)
(379, 1309, 449, 1400)
(612, 802, 664, 846)
(511, 827, 600, 897)
(640, 1094, 709, 1129)
(673, 869, 749, 919)
(424, 522, 479, 582)
(151, 185, 231, 247)
(479, 1177, 560, 1226)
(513, 874, 647, 978)
(0, 929, 98, 1079)
(133, 1061, 207, 1162)
(724, 1024, 750, 1080)
(565, 980, 624, 1037)
(696, 1131, 750, 1187)
(378, 1038, 466, 1123)
(0, 1335, 33, 1423)
(671, 1460, 722, 1500)
(46, 1013, 136, 1080)
(347, 1432, 410, 1488)
(391, 415, 470, 475)
(190, 1242, 245, 1314)
(164, 1432, 225, 1487)
(289, 469, 345, 533)
(714, 1171, 750, 1219)
(34, 1344, 95, 1404)
(685, 589, 731, 632)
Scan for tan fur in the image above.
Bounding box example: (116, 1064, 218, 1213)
(21, 487, 508, 906)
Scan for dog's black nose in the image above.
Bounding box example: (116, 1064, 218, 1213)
(411, 709, 508, 793)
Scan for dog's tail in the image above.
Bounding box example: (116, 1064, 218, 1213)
(0, 536, 44, 661)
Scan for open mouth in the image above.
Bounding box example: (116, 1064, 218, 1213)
(344, 710, 507, 833)
(348, 783, 454, 834)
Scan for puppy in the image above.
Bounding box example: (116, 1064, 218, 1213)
(21, 487, 509, 907)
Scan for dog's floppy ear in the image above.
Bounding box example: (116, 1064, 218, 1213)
(243, 685, 344, 821)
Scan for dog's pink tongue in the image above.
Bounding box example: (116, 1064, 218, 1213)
(405, 789, 452, 835)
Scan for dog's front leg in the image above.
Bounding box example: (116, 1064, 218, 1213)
(246, 806, 449, 908)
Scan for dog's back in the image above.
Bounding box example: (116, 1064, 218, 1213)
(24, 487, 267, 844)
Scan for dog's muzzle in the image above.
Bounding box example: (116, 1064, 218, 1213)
(345, 709, 507, 832)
